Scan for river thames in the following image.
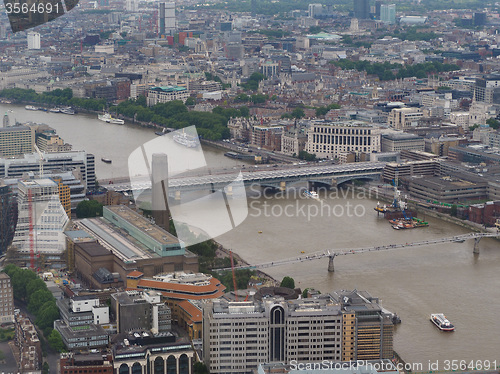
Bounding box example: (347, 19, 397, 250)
(5, 104, 500, 368)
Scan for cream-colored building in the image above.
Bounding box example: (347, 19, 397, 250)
(387, 107, 423, 130)
(449, 111, 470, 130)
(0, 125, 34, 157)
(306, 120, 381, 159)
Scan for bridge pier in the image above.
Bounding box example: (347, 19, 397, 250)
(328, 254, 336, 272)
(473, 237, 481, 254)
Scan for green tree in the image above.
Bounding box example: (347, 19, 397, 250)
(486, 118, 500, 130)
(28, 289, 53, 314)
(280, 276, 295, 289)
(239, 106, 250, 117)
(302, 288, 310, 298)
(42, 362, 49, 374)
(75, 200, 103, 218)
(193, 362, 209, 374)
(291, 108, 305, 119)
(298, 150, 316, 161)
(450, 204, 458, 217)
(185, 97, 196, 106)
(47, 330, 65, 352)
(308, 26, 322, 34)
(26, 278, 46, 297)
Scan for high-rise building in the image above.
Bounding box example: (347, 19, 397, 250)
(125, 0, 138, 11)
(159, 2, 176, 36)
(473, 12, 487, 26)
(27, 31, 41, 50)
(11, 179, 70, 268)
(380, 4, 396, 24)
(308, 3, 323, 18)
(0, 273, 15, 324)
(353, 0, 370, 19)
(0, 181, 17, 255)
(3, 113, 9, 128)
(375, 0, 383, 18)
(474, 73, 500, 104)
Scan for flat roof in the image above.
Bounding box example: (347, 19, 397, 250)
(106, 206, 180, 247)
(0, 125, 30, 132)
(77, 218, 156, 263)
(150, 86, 187, 92)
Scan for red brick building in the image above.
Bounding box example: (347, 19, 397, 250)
(60, 352, 113, 374)
(468, 201, 500, 227)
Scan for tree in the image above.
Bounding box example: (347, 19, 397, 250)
(47, 330, 65, 352)
(280, 276, 295, 289)
(28, 289, 53, 314)
(450, 204, 458, 217)
(75, 200, 103, 218)
(193, 362, 209, 374)
(42, 362, 50, 374)
(298, 150, 316, 161)
(486, 118, 500, 130)
(239, 106, 250, 117)
(291, 108, 305, 119)
(302, 288, 309, 298)
(185, 97, 196, 106)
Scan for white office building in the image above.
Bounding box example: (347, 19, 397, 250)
(27, 32, 41, 50)
(380, 4, 396, 24)
(306, 120, 381, 159)
(12, 179, 69, 266)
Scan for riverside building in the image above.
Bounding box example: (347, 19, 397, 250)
(203, 290, 394, 374)
(306, 121, 381, 160)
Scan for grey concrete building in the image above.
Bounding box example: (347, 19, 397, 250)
(111, 290, 171, 334)
(381, 133, 425, 153)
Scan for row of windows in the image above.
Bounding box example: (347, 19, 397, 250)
(314, 127, 372, 135)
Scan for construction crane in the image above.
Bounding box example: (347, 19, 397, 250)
(230, 250, 238, 301)
(34, 143, 44, 177)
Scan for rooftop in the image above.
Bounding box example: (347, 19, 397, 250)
(105, 205, 180, 248)
(150, 86, 187, 92)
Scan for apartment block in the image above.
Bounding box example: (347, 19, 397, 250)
(0, 273, 14, 324)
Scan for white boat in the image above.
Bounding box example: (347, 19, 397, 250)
(303, 190, 320, 200)
(430, 313, 455, 331)
(49, 108, 61, 113)
(25, 105, 38, 111)
(173, 132, 198, 148)
(60, 107, 75, 115)
(98, 113, 124, 125)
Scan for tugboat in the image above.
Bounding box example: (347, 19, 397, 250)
(430, 314, 455, 331)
